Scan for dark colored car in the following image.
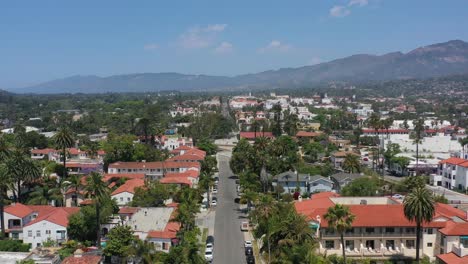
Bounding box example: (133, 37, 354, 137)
(246, 255, 255, 264)
(245, 247, 253, 256)
(206, 235, 214, 244)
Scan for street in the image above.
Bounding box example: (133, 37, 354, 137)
(213, 152, 246, 264)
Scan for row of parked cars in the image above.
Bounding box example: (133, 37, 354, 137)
(244, 240, 255, 263)
(205, 235, 214, 262)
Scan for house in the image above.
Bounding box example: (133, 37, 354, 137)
(295, 131, 322, 142)
(166, 153, 204, 163)
(273, 171, 334, 194)
(331, 151, 358, 169)
(431, 157, 468, 190)
(115, 207, 180, 253)
(111, 179, 145, 206)
(295, 193, 468, 261)
(239, 132, 274, 142)
(159, 170, 199, 188)
(3, 203, 35, 240)
(107, 161, 200, 181)
(23, 207, 80, 249)
(330, 172, 365, 192)
(170, 146, 206, 158)
(61, 249, 102, 264)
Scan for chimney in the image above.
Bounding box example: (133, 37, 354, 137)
(74, 249, 83, 258)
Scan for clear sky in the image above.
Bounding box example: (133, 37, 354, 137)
(1, 0, 468, 88)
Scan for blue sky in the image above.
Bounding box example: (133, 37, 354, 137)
(1, 0, 468, 88)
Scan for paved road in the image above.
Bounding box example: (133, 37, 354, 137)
(213, 152, 246, 264)
(427, 185, 468, 203)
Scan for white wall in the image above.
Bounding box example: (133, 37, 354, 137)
(23, 220, 68, 249)
(112, 192, 134, 206)
(422, 228, 437, 258)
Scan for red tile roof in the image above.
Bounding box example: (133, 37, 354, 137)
(147, 217, 180, 239)
(62, 255, 102, 264)
(24, 207, 80, 227)
(4, 203, 33, 218)
(108, 161, 200, 170)
(65, 163, 99, 168)
(434, 203, 466, 219)
(102, 173, 145, 182)
(239, 132, 274, 139)
(436, 252, 468, 264)
(296, 131, 321, 137)
(118, 207, 139, 214)
(362, 129, 409, 133)
(31, 148, 56, 155)
(167, 153, 204, 162)
(439, 157, 467, 165)
(439, 221, 468, 236)
(80, 199, 93, 205)
(160, 177, 192, 187)
(111, 179, 145, 195)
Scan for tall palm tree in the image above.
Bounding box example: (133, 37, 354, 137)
(5, 151, 41, 203)
(251, 195, 275, 263)
(368, 113, 382, 173)
(459, 137, 468, 159)
(85, 172, 109, 248)
(342, 153, 361, 173)
(324, 204, 355, 264)
(0, 165, 12, 239)
(53, 127, 74, 178)
(403, 187, 435, 262)
(27, 184, 63, 206)
(136, 118, 152, 145)
(412, 119, 425, 175)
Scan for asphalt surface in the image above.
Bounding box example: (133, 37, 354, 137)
(213, 153, 246, 264)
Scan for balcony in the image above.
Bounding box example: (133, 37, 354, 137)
(322, 232, 416, 238)
(452, 243, 468, 257)
(320, 246, 416, 258)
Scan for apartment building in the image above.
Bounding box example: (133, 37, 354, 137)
(295, 192, 468, 262)
(107, 161, 200, 181)
(431, 157, 468, 190)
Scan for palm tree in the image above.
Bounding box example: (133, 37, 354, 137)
(342, 153, 361, 173)
(5, 150, 41, 203)
(85, 172, 109, 248)
(136, 118, 152, 145)
(64, 174, 83, 207)
(251, 195, 275, 263)
(459, 138, 468, 159)
(0, 165, 12, 239)
(27, 184, 63, 206)
(324, 204, 355, 264)
(53, 127, 74, 178)
(368, 113, 382, 173)
(412, 119, 425, 175)
(403, 187, 435, 262)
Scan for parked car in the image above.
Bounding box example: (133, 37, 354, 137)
(241, 221, 249, 231)
(214, 176, 219, 183)
(206, 242, 213, 251)
(212, 188, 218, 194)
(244, 240, 252, 248)
(211, 200, 217, 206)
(245, 247, 253, 256)
(206, 235, 214, 244)
(205, 248, 213, 262)
(246, 255, 255, 264)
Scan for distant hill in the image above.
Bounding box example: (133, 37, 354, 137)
(12, 40, 468, 94)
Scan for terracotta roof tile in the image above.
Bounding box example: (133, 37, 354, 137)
(24, 207, 80, 227)
(296, 131, 321, 137)
(436, 252, 468, 264)
(62, 255, 102, 264)
(239, 132, 274, 139)
(167, 153, 204, 162)
(439, 221, 468, 236)
(118, 207, 139, 214)
(5, 203, 33, 218)
(439, 157, 467, 165)
(108, 161, 200, 170)
(111, 179, 145, 195)
(160, 177, 192, 187)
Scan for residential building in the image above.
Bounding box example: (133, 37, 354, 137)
(23, 207, 80, 249)
(431, 157, 468, 190)
(295, 192, 468, 262)
(107, 161, 200, 181)
(239, 132, 274, 142)
(111, 179, 145, 206)
(273, 171, 334, 194)
(330, 172, 365, 192)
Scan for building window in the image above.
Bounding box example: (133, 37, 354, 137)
(386, 240, 395, 250)
(28, 231, 32, 237)
(36, 230, 41, 237)
(127, 197, 131, 201)
(345, 240, 354, 250)
(365, 228, 374, 233)
(120, 197, 123, 201)
(406, 240, 415, 248)
(162, 242, 168, 250)
(46, 230, 51, 235)
(427, 228, 433, 234)
(12, 233, 19, 239)
(325, 240, 335, 249)
(427, 243, 433, 247)
(461, 238, 468, 247)
(406, 227, 415, 233)
(385, 227, 395, 233)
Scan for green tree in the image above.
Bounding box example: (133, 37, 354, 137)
(271, 103, 283, 137)
(131, 181, 171, 207)
(104, 225, 136, 259)
(341, 177, 378, 197)
(53, 127, 74, 178)
(0, 165, 12, 239)
(85, 172, 110, 248)
(403, 187, 435, 262)
(342, 153, 361, 173)
(324, 204, 355, 264)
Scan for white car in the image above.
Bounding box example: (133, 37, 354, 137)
(392, 194, 404, 200)
(212, 188, 218, 194)
(244, 240, 252, 248)
(205, 248, 213, 262)
(206, 242, 213, 250)
(211, 200, 217, 206)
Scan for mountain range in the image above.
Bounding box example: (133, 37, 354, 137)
(11, 40, 468, 94)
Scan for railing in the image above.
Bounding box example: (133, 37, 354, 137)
(452, 243, 468, 257)
(320, 247, 416, 258)
(322, 232, 416, 238)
